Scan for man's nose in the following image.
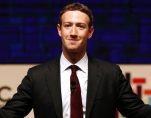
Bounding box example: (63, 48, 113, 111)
(70, 26, 77, 36)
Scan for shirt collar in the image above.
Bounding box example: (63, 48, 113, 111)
(60, 52, 88, 73)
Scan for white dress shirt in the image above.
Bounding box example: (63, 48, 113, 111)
(60, 53, 88, 118)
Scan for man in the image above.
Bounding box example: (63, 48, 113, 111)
(0, 2, 151, 118)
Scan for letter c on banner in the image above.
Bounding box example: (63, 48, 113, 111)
(0, 86, 11, 102)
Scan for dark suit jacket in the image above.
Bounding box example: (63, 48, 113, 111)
(1, 57, 151, 118)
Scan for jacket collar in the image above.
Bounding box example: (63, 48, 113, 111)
(45, 57, 103, 118)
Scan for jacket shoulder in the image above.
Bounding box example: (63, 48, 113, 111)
(27, 58, 60, 75)
(89, 57, 120, 70)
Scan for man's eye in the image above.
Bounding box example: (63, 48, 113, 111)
(64, 24, 71, 27)
(78, 25, 85, 29)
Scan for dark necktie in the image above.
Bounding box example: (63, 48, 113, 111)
(70, 65, 83, 118)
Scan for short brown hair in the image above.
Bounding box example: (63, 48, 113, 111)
(58, 2, 94, 28)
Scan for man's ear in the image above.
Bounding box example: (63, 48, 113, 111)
(88, 26, 94, 39)
(57, 24, 61, 37)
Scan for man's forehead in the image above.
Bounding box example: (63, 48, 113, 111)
(63, 10, 88, 16)
(61, 11, 89, 23)
(62, 21, 87, 25)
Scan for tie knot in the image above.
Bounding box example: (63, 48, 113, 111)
(70, 65, 79, 73)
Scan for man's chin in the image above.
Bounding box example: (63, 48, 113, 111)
(67, 49, 80, 53)
(68, 50, 79, 53)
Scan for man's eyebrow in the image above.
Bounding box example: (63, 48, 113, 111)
(76, 23, 86, 25)
(63, 22, 86, 24)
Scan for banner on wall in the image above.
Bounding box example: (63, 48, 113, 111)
(0, 64, 151, 118)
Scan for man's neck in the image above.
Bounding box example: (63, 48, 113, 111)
(62, 51, 86, 64)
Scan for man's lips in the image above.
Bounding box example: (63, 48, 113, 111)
(68, 38, 78, 41)
(68, 39, 79, 44)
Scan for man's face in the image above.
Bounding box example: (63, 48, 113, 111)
(57, 10, 94, 54)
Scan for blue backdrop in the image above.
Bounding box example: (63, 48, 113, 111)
(0, 0, 151, 64)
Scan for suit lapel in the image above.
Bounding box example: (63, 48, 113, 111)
(45, 59, 63, 118)
(86, 58, 103, 118)
(44, 57, 103, 118)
